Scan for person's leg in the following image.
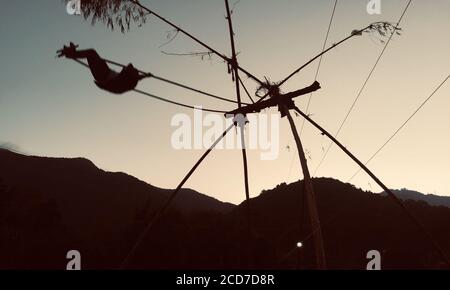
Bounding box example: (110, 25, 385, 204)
(70, 49, 111, 82)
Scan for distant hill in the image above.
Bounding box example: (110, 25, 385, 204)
(385, 189, 450, 208)
(230, 179, 450, 269)
(0, 148, 234, 215)
(0, 149, 234, 269)
(1, 149, 450, 270)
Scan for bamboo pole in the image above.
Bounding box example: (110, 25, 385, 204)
(120, 123, 235, 269)
(224, 0, 253, 245)
(129, 0, 263, 86)
(293, 106, 450, 267)
(282, 104, 327, 269)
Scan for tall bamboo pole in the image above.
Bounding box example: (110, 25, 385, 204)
(293, 106, 450, 267)
(281, 104, 327, 269)
(225, 0, 252, 236)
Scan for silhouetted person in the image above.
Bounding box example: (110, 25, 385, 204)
(57, 43, 149, 94)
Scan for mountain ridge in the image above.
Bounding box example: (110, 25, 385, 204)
(1, 149, 450, 269)
(385, 188, 450, 208)
(0, 148, 235, 211)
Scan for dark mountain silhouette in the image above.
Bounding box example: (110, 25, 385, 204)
(230, 180, 450, 270)
(1, 149, 450, 269)
(382, 189, 450, 209)
(0, 149, 233, 269)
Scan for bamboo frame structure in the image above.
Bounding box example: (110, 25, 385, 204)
(62, 0, 450, 269)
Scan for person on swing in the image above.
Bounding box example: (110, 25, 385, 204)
(57, 43, 150, 94)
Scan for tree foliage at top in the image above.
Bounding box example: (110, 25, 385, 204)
(66, 0, 147, 33)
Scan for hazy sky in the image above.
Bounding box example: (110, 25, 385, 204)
(1, 0, 449, 203)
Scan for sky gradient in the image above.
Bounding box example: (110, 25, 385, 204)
(1, 0, 449, 203)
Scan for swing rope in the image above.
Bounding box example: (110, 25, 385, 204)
(70, 58, 231, 113)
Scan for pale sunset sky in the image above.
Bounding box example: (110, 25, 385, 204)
(1, 0, 449, 203)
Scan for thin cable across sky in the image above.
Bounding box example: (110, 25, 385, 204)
(348, 73, 450, 181)
(313, 0, 413, 177)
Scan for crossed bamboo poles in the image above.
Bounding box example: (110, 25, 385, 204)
(121, 0, 376, 269)
(67, 0, 449, 269)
